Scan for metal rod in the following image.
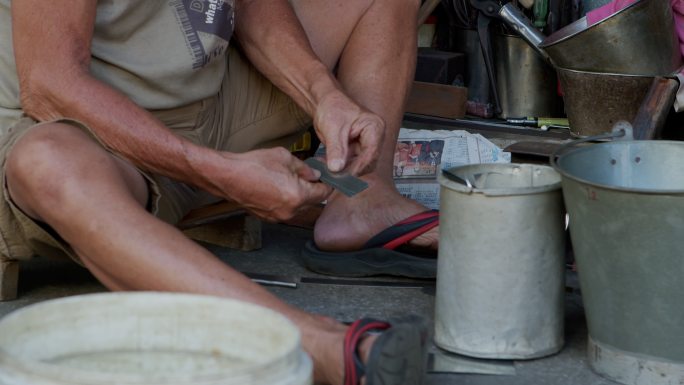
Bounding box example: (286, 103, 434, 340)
(251, 278, 298, 289)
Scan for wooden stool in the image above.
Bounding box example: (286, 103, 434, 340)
(0, 201, 261, 302)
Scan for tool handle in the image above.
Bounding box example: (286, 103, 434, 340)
(537, 117, 569, 127)
(476, 14, 502, 115)
(632, 77, 679, 140)
(499, 3, 552, 63)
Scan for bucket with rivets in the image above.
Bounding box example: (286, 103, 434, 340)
(552, 132, 684, 385)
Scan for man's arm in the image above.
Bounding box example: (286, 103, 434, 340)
(11, 0, 330, 221)
(233, 0, 385, 175)
(12, 1, 208, 184)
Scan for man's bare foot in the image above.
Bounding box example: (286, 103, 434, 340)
(313, 179, 439, 252)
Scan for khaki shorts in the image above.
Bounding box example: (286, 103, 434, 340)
(0, 47, 311, 263)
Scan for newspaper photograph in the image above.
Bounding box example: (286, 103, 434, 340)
(393, 128, 511, 209)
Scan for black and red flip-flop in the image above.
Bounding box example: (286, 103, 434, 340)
(344, 316, 428, 385)
(300, 210, 439, 278)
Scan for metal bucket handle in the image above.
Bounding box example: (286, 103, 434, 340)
(549, 121, 632, 170)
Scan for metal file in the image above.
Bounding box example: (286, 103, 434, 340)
(305, 158, 368, 197)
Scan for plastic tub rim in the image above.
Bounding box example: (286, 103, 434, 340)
(0, 292, 310, 385)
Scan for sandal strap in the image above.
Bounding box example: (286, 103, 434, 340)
(344, 318, 391, 385)
(363, 210, 440, 250)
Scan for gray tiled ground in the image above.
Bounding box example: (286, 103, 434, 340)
(0, 222, 616, 385)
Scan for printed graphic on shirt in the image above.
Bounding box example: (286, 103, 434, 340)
(170, 0, 235, 69)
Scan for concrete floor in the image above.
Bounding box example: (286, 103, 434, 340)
(0, 222, 617, 385)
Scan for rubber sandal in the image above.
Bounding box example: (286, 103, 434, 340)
(300, 210, 439, 278)
(344, 316, 429, 385)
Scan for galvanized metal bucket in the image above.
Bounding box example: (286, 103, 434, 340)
(556, 68, 654, 137)
(435, 163, 565, 359)
(500, 0, 682, 75)
(552, 134, 684, 385)
(493, 34, 563, 119)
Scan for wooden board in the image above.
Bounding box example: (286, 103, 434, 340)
(182, 215, 262, 251)
(178, 200, 245, 229)
(0, 260, 19, 301)
(179, 200, 262, 252)
(406, 81, 468, 119)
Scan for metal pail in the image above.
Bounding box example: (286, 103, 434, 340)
(552, 140, 684, 385)
(493, 34, 563, 119)
(435, 163, 565, 359)
(500, 0, 682, 75)
(541, 0, 681, 74)
(556, 68, 654, 137)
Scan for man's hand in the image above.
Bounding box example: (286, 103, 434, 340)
(313, 90, 385, 176)
(234, 0, 386, 177)
(207, 148, 332, 222)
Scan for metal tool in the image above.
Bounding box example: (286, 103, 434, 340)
(441, 168, 473, 188)
(243, 273, 298, 289)
(300, 277, 435, 289)
(470, 0, 504, 115)
(305, 158, 368, 197)
(506, 117, 569, 127)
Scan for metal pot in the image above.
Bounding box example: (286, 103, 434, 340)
(497, 0, 682, 75)
(492, 33, 563, 119)
(556, 68, 654, 137)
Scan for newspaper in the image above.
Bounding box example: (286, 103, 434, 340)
(393, 128, 511, 209)
(313, 128, 510, 209)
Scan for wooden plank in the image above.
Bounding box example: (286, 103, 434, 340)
(504, 141, 564, 159)
(406, 81, 468, 120)
(632, 77, 678, 140)
(179, 200, 262, 251)
(0, 260, 19, 302)
(178, 200, 245, 230)
(182, 215, 262, 251)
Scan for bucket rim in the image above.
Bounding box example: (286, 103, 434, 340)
(552, 140, 684, 194)
(439, 163, 562, 196)
(539, 0, 647, 48)
(554, 66, 655, 80)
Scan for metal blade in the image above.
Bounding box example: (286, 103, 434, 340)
(305, 158, 368, 197)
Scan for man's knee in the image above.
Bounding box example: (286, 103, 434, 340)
(8, 123, 76, 181)
(6, 123, 102, 214)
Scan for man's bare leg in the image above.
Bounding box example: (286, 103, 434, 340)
(5, 123, 371, 384)
(292, 0, 439, 252)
